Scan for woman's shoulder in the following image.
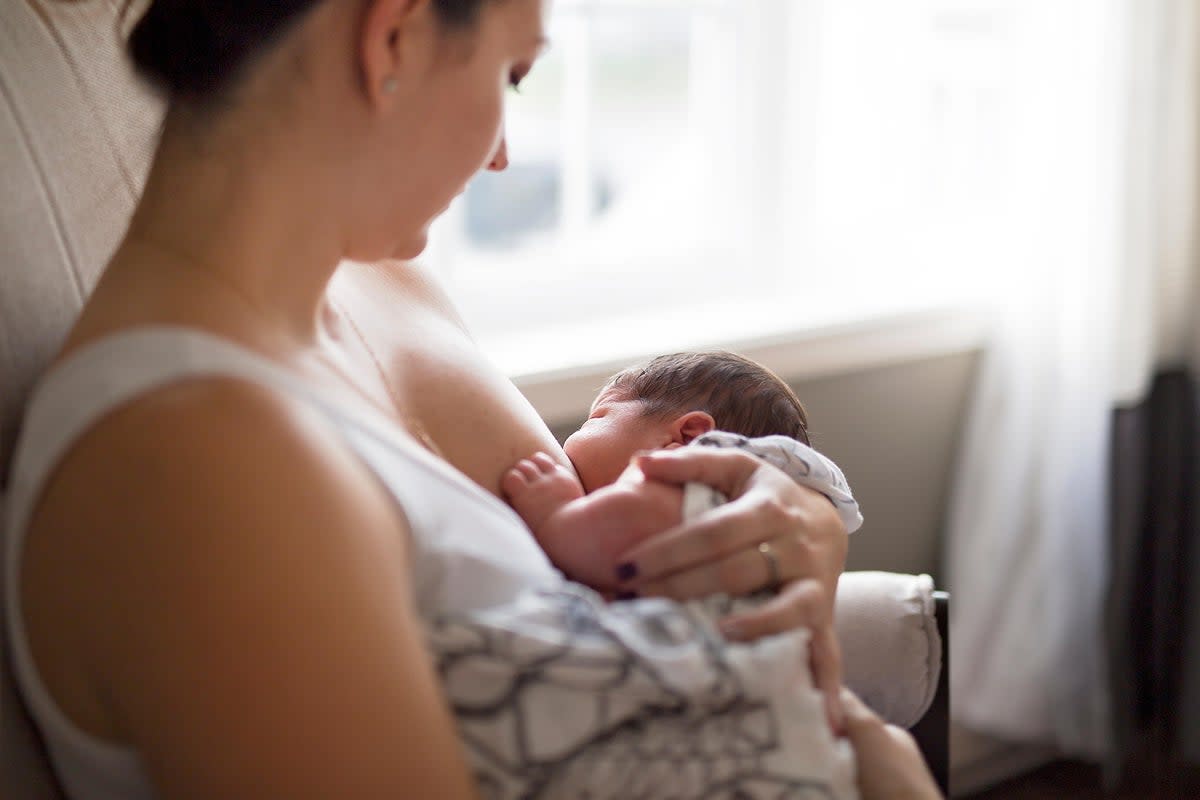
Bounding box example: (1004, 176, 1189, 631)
(17, 373, 480, 797)
(25, 372, 415, 602)
(41, 366, 407, 534)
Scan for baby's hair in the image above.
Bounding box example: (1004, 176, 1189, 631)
(602, 351, 810, 445)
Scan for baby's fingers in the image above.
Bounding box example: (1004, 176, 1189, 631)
(500, 461, 536, 497)
(531, 451, 559, 473)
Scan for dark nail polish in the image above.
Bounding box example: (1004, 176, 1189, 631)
(616, 562, 638, 582)
(615, 590, 639, 601)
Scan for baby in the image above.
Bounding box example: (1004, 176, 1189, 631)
(443, 351, 865, 796)
(502, 351, 863, 591)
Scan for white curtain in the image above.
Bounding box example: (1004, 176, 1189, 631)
(946, 0, 1200, 758)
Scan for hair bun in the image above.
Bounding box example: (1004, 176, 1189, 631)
(129, 0, 312, 99)
(128, 0, 232, 96)
(126, 0, 489, 102)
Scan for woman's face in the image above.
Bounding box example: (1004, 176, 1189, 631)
(381, 0, 550, 258)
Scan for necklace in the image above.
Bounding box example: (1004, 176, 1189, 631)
(327, 296, 444, 458)
(132, 236, 441, 455)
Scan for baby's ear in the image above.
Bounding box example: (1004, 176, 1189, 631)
(670, 411, 716, 445)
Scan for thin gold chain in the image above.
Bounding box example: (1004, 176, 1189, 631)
(129, 236, 441, 455)
(327, 296, 444, 458)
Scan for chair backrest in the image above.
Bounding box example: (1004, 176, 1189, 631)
(1, 1, 162, 796)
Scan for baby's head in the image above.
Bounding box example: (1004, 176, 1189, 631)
(563, 351, 809, 492)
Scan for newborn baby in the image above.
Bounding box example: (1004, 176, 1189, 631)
(444, 351, 865, 796)
(502, 351, 863, 591)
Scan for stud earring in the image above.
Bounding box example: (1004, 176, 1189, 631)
(381, 76, 398, 94)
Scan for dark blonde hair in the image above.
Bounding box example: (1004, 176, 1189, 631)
(603, 351, 810, 445)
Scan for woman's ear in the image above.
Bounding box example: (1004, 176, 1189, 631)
(668, 411, 717, 445)
(359, 0, 434, 107)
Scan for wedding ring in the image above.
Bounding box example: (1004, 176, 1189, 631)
(757, 541, 781, 590)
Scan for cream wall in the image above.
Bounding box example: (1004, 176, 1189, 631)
(789, 351, 980, 581)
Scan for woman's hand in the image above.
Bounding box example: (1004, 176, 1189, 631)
(841, 689, 943, 799)
(613, 446, 849, 732)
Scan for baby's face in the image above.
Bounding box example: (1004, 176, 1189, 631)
(563, 393, 671, 494)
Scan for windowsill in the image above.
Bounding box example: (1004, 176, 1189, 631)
(485, 298, 995, 425)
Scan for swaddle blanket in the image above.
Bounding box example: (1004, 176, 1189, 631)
(430, 584, 857, 799)
(684, 432, 863, 535)
(428, 433, 861, 798)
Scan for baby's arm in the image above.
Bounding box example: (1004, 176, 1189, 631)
(504, 434, 862, 595)
(501, 452, 584, 532)
(503, 456, 682, 591)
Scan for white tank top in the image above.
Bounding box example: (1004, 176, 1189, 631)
(2, 327, 561, 800)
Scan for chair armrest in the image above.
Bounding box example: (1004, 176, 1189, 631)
(834, 571, 943, 728)
(909, 591, 949, 796)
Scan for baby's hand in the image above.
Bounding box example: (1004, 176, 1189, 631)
(502, 452, 585, 533)
(534, 472, 684, 591)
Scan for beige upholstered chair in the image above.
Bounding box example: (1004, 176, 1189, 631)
(2, 3, 159, 798)
(0, 3, 944, 797)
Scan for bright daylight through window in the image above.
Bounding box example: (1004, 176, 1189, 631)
(426, 0, 1035, 377)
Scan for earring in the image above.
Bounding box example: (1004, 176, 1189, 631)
(381, 76, 398, 94)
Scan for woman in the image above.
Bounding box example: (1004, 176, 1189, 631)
(4, 0, 940, 796)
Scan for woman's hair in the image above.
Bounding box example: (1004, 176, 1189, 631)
(128, 0, 494, 100)
(602, 351, 811, 446)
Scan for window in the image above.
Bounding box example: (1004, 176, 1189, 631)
(427, 0, 1060, 375)
(802, 0, 1019, 304)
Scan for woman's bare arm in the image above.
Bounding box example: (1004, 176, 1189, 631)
(23, 378, 477, 799)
